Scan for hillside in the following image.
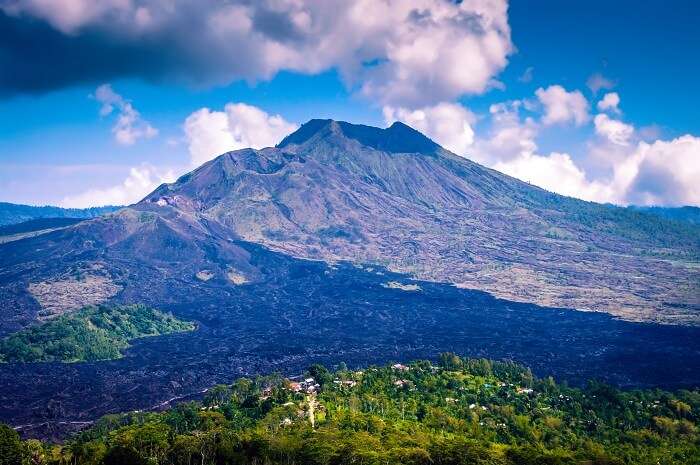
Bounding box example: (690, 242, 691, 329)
(630, 206, 700, 224)
(0, 202, 119, 227)
(3, 356, 698, 465)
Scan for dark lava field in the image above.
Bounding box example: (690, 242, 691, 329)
(1, 242, 699, 440)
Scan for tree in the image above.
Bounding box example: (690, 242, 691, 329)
(308, 364, 333, 386)
(103, 446, 146, 465)
(439, 353, 463, 370)
(23, 439, 45, 465)
(0, 423, 22, 465)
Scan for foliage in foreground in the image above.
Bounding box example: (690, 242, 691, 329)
(0, 304, 194, 363)
(2, 354, 699, 464)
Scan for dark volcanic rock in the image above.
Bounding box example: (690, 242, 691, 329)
(2, 244, 700, 440)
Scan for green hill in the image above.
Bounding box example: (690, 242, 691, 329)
(0, 304, 194, 363)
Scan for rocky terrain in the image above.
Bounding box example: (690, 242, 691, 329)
(2, 245, 700, 440)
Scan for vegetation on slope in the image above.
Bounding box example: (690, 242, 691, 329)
(2, 354, 698, 464)
(0, 304, 194, 363)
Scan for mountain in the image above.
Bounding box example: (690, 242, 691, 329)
(141, 119, 699, 324)
(0, 202, 120, 227)
(1, 119, 698, 332)
(2, 119, 700, 438)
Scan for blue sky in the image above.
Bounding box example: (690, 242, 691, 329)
(1, 0, 698, 207)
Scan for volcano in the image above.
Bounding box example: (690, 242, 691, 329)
(1, 119, 699, 438)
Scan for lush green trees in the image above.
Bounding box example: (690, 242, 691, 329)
(0, 304, 194, 363)
(4, 354, 700, 464)
(0, 423, 22, 465)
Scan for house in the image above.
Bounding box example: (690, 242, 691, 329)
(392, 363, 409, 371)
(333, 379, 357, 388)
(288, 382, 302, 392)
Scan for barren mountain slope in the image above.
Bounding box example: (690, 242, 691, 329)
(141, 120, 700, 324)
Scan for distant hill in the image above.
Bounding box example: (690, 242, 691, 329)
(0, 202, 120, 227)
(0, 217, 84, 236)
(630, 205, 700, 224)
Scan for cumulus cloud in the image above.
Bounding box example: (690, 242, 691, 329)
(535, 85, 589, 126)
(619, 136, 700, 206)
(1, 0, 512, 107)
(94, 84, 157, 145)
(494, 152, 613, 202)
(60, 164, 176, 208)
(184, 103, 297, 166)
(466, 101, 613, 202)
(597, 92, 620, 114)
(594, 113, 634, 146)
(383, 102, 475, 155)
(476, 102, 537, 160)
(480, 99, 700, 206)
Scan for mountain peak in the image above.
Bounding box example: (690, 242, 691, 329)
(278, 118, 440, 154)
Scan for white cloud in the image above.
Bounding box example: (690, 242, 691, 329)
(535, 85, 589, 126)
(619, 136, 700, 206)
(469, 101, 538, 164)
(597, 92, 620, 114)
(184, 103, 297, 166)
(355, 0, 513, 106)
(586, 72, 615, 95)
(60, 164, 176, 208)
(4, 0, 513, 107)
(94, 84, 158, 145)
(494, 152, 613, 202)
(594, 113, 634, 146)
(473, 98, 700, 206)
(383, 102, 475, 155)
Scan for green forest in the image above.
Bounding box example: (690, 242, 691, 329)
(1, 354, 698, 464)
(0, 304, 194, 363)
